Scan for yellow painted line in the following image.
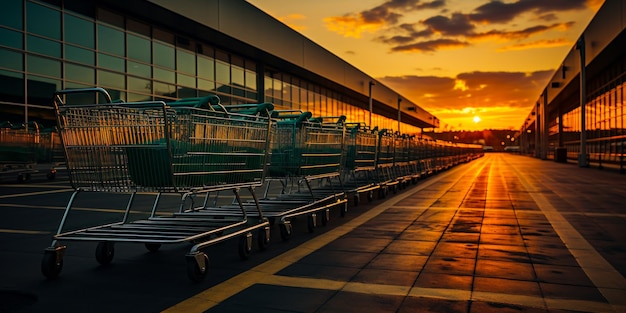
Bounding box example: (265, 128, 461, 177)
(510, 160, 626, 311)
(0, 228, 50, 235)
(0, 188, 73, 199)
(163, 160, 485, 313)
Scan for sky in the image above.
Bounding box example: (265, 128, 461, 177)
(245, 0, 604, 131)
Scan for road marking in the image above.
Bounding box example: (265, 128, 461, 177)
(163, 161, 485, 313)
(0, 228, 50, 235)
(0, 189, 73, 199)
(510, 162, 626, 311)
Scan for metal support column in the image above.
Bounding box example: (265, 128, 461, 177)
(577, 35, 589, 167)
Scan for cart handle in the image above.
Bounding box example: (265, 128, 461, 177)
(53, 87, 113, 106)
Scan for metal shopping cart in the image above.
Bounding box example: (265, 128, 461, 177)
(0, 122, 57, 182)
(375, 129, 399, 197)
(212, 111, 348, 240)
(341, 123, 379, 206)
(42, 88, 273, 282)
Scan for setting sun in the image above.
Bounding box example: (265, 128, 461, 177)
(473, 116, 481, 123)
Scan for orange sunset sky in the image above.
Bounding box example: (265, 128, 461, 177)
(246, 0, 604, 131)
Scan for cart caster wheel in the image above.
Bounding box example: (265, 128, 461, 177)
(321, 209, 330, 226)
(279, 222, 292, 241)
(307, 214, 317, 233)
(379, 188, 386, 199)
(258, 226, 270, 251)
(17, 173, 30, 183)
(367, 191, 374, 202)
(238, 232, 253, 260)
(41, 247, 65, 279)
(186, 252, 209, 283)
(341, 202, 348, 217)
(95, 241, 114, 265)
(392, 185, 398, 194)
(353, 194, 360, 207)
(145, 243, 161, 252)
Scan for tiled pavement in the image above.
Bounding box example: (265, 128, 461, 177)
(164, 153, 626, 313)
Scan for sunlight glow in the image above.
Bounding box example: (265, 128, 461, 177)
(473, 116, 481, 123)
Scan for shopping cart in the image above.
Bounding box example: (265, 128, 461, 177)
(213, 111, 348, 240)
(375, 129, 399, 197)
(0, 122, 56, 182)
(341, 123, 379, 206)
(42, 88, 273, 282)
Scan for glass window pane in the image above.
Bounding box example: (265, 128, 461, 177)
(27, 74, 61, 106)
(0, 48, 23, 71)
(198, 79, 215, 92)
(232, 65, 244, 88)
(64, 13, 94, 48)
(216, 60, 229, 85)
(153, 41, 174, 69)
(98, 69, 124, 89)
(98, 53, 124, 71)
(0, 69, 24, 103)
(127, 33, 151, 62)
(65, 63, 94, 84)
(178, 87, 196, 99)
(177, 73, 195, 88)
(153, 67, 174, 83)
(176, 49, 195, 75)
(0, 28, 23, 49)
(97, 24, 124, 56)
(26, 2, 60, 39)
(197, 56, 214, 80)
(128, 76, 151, 94)
(127, 92, 151, 102)
(1, 0, 23, 29)
(245, 70, 256, 90)
(27, 35, 61, 58)
(65, 45, 94, 65)
(27, 55, 60, 77)
(154, 81, 175, 98)
(127, 61, 150, 78)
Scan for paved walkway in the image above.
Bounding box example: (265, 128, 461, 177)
(164, 153, 626, 313)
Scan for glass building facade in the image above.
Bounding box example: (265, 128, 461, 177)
(0, 0, 421, 133)
(520, 0, 626, 170)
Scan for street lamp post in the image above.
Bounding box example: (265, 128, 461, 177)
(397, 97, 402, 133)
(368, 81, 375, 126)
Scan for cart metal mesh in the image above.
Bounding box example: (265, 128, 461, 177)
(268, 112, 345, 178)
(0, 128, 38, 165)
(376, 129, 395, 168)
(56, 102, 271, 192)
(344, 123, 377, 171)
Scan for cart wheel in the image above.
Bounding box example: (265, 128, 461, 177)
(41, 250, 63, 279)
(379, 188, 386, 199)
(186, 252, 209, 283)
(145, 243, 161, 252)
(367, 190, 374, 202)
(321, 209, 330, 226)
(279, 222, 292, 241)
(340, 202, 348, 217)
(307, 214, 317, 233)
(238, 232, 253, 260)
(392, 185, 398, 194)
(353, 194, 360, 207)
(258, 226, 270, 251)
(17, 173, 29, 183)
(95, 242, 114, 265)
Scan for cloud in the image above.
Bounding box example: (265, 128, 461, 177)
(379, 70, 554, 111)
(468, 0, 588, 24)
(498, 38, 572, 51)
(351, 0, 594, 53)
(324, 0, 445, 38)
(470, 22, 575, 41)
(391, 38, 469, 52)
(278, 13, 308, 32)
